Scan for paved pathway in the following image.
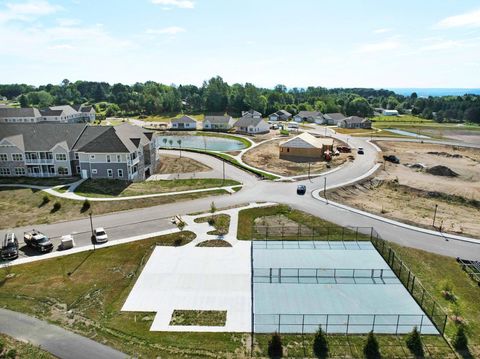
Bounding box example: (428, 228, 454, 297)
(0, 308, 127, 359)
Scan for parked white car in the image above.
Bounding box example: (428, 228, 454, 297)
(94, 228, 108, 243)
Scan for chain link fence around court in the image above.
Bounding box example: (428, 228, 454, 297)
(371, 231, 448, 335)
(253, 225, 374, 241)
(254, 313, 438, 335)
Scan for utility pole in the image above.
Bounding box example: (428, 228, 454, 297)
(89, 212, 96, 251)
(432, 204, 438, 228)
(323, 177, 327, 202)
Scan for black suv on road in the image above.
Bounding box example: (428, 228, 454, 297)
(1, 233, 19, 260)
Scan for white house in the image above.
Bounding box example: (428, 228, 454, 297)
(382, 109, 399, 116)
(0, 105, 95, 123)
(170, 115, 197, 130)
(241, 109, 262, 119)
(269, 110, 292, 122)
(293, 111, 324, 124)
(202, 115, 235, 131)
(233, 116, 269, 134)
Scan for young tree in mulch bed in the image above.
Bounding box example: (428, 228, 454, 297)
(268, 332, 283, 359)
(313, 325, 329, 359)
(363, 331, 381, 359)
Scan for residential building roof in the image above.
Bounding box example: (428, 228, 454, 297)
(323, 113, 346, 121)
(342, 116, 370, 124)
(39, 109, 64, 117)
(234, 116, 266, 128)
(270, 110, 292, 117)
(49, 105, 79, 117)
(0, 123, 86, 151)
(203, 115, 233, 124)
(295, 111, 324, 118)
(242, 109, 262, 117)
(280, 132, 333, 149)
(0, 107, 41, 118)
(171, 115, 196, 124)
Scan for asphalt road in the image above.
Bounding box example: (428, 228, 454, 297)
(1, 129, 479, 262)
(0, 308, 127, 359)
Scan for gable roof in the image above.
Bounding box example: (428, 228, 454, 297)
(323, 113, 346, 121)
(280, 132, 333, 149)
(0, 107, 41, 118)
(270, 110, 292, 117)
(234, 116, 266, 128)
(39, 108, 64, 117)
(242, 109, 262, 117)
(49, 105, 78, 117)
(0, 123, 86, 151)
(203, 115, 233, 124)
(171, 115, 196, 124)
(342, 116, 370, 124)
(295, 111, 323, 118)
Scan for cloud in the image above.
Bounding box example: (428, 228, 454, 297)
(146, 26, 186, 35)
(151, 0, 195, 9)
(436, 8, 480, 28)
(0, 0, 61, 22)
(373, 28, 392, 34)
(356, 39, 401, 53)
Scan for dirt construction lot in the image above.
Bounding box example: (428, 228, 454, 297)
(242, 138, 349, 176)
(329, 141, 480, 238)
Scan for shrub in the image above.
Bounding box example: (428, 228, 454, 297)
(41, 194, 50, 206)
(406, 326, 424, 357)
(51, 201, 62, 213)
(267, 332, 283, 359)
(280, 129, 289, 136)
(5, 349, 17, 359)
(208, 217, 216, 226)
(81, 199, 91, 213)
(363, 331, 381, 359)
(0, 337, 4, 352)
(313, 325, 329, 358)
(452, 325, 468, 350)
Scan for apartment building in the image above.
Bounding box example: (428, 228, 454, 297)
(0, 123, 157, 180)
(0, 104, 96, 123)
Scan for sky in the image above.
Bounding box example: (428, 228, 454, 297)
(0, 0, 480, 88)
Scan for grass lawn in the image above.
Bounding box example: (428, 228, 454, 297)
(194, 214, 230, 235)
(237, 204, 372, 241)
(372, 115, 434, 123)
(0, 231, 249, 359)
(334, 127, 377, 135)
(0, 333, 55, 359)
(0, 176, 79, 186)
(388, 242, 480, 358)
(169, 310, 227, 327)
(254, 333, 454, 358)
(75, 178, 240, 198)
(0, 187, 229, 230)
(196, 240, 232, 247)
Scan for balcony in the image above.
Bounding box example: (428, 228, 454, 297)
(25, 158, 54, 164)
(28, 172, 57, 178)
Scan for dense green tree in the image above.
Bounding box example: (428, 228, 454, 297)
(312, 325, 329, 358)
(19, 94, 29, 107)
(267, 332, 283, 359)
(405, 327, 424, 357)
(363, 331, 381, 359)
(452, 325, 468, 350)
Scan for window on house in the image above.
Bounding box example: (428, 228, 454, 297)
(0, 154, 8, 161)
(117, 169, 123, 178)
(75, 153, 79, 160)
(58, 167, 68, 175)
(0, 168, 11, 175)
(107, 169, 113, 177)
(117, 155, 121, 162)
(76, 166, 80, 173)
(106, 155, 111, 163)
(12, 154, 23, 161)
(56, 153, 67, 161)
(91, 169, 98, 175)
(15, 167, 25, 175)
(90, 154, 95, 160)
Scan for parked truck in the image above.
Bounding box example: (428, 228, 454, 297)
(24, 230, 54, 253)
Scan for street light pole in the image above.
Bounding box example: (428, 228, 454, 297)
(323, 177, 327, 200)
(222, 158, 225, 185)
(432, 204, 438, 228)
(89, 212, 95, 251)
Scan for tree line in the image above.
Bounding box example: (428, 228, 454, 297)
(1, 77, 479, 123)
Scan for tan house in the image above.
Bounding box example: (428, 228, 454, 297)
(279, 132, 333, 162)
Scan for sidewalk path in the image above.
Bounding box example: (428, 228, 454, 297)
(0, 308, 127, 359)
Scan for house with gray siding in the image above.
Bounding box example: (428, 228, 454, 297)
(0, 104, 95, 123)
(202, 115, 235, 131)
(0, 123, 157, 180)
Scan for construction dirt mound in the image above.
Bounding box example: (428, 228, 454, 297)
(426, 165, 459, 177)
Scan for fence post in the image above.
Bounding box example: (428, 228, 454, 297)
(265, 225, 269, 240)
(419, 315, 424, 334)
(370, 227, 373, 240)
(326, 314, 329, 333)
(297, 224, 300, 240)
(282, 225, 284, 240)
(398, 262, 403, 280)
(270, 268, 272, 284)
(407, 270, 411, 290)
(372, 314, 376, 331)
(278, 314, 281, 333)
(342, 227, 345, 241)
(411, 276, 416, 293)
(442, 314, 448, 335)
(346, 314, 350, 334)
(355, 228, 358, 241)
(395, 314, 400, 335)
(431, 302, 436, 318)
(279, 268, 282, 284)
